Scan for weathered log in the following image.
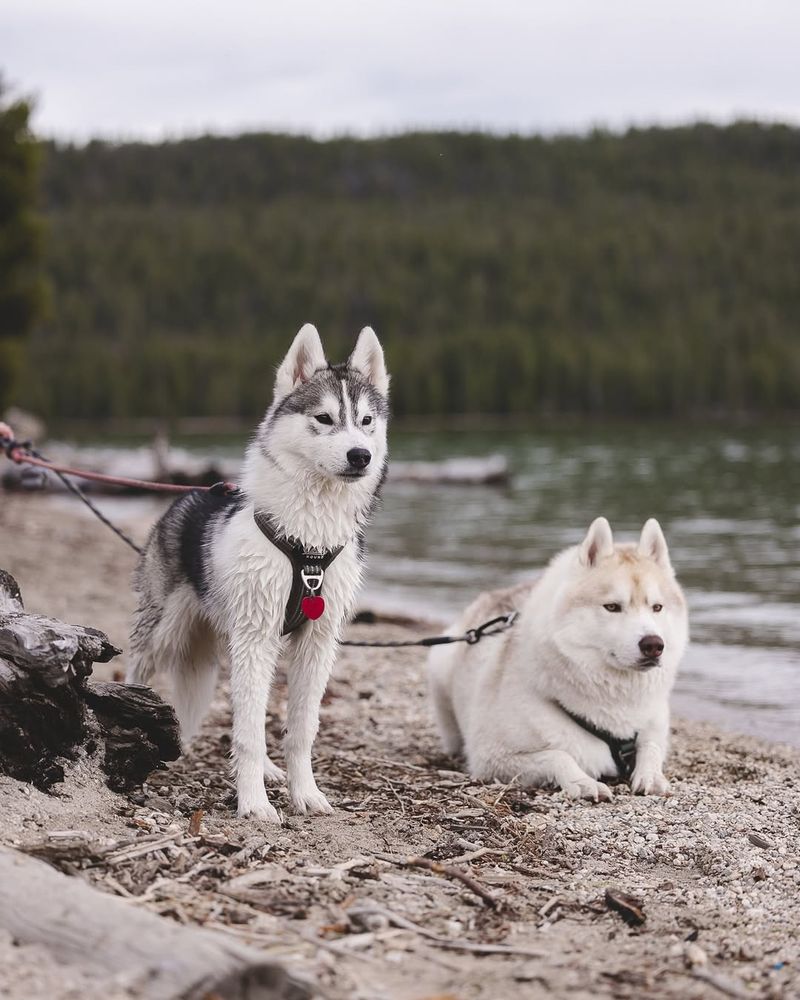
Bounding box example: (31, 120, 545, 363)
(85, 681, 181, 791)
(0, 570, 180, 791)
(0, 847, 310, 1000)
(0, 611, 119, 676)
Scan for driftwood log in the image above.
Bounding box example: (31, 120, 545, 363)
(0, 847, 310, 1000)
(0, 569, 180, 791)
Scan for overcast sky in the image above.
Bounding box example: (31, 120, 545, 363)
(4, 1, 800, 142)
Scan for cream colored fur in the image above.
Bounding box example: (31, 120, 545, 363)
(428, 518, 689, 800)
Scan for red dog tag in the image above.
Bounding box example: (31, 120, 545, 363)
(301, 595, 325, 620)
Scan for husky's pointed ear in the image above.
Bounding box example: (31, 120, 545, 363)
(274, 324, 327, 399)
(638, 518, 671, 569)
(348, 327, 389, 397)
(579, 517, 614, 567)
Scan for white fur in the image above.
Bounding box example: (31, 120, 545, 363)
(428, 519, 689, 801)
(208, 490, 367, 821)
(223, 327, 387, 820)
(132, 324, 389, 824)
(273, 322, 327, 398)
(348, 326, 390, 397)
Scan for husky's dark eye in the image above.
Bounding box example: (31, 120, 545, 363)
(603, 603, 622, 613)
(362, 415, 372, 426)
(653, 603, 663, 613)
(314, 414, 333, 426)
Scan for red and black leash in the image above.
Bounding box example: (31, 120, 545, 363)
(0, 422, 239, 555)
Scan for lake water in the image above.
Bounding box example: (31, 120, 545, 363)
(365, 424, 800, 746)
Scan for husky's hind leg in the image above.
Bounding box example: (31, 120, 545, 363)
(131, 585, 217, 746)
(263, 753, 286, 784)
(429, 677, 463, 756)
(171, 653, 218, 746)
(428, 649, 463, 756)
(166, 604, 220, 746)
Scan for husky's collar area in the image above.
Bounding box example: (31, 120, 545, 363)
(253, 510, 344, 635)
(558, 702, 639, 781)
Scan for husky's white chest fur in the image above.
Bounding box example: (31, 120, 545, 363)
(429, 518, 689, 800)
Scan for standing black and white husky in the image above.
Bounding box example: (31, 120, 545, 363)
(128, 324, 390, 823)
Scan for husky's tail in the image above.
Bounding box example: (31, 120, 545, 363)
(127, 600, 161, 685)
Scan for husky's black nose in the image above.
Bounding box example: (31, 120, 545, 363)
(639, 635, 664, 659)
(347, 448, 371, 470)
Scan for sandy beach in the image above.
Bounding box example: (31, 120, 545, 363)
(1, 493, 798, 999)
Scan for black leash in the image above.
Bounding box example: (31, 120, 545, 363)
(340, 612, 518, 648)
(3, 436, 143, 555)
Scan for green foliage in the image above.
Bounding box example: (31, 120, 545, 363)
(17, 123, 800, 419)
(0, 82, 44, 408)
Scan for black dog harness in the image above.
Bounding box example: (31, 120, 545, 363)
(558, 704, 638, 781)
(253, 511, 344, 636)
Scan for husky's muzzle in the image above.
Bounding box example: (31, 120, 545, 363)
(340, 448, 371, 479)
(637, 633, 664, 669)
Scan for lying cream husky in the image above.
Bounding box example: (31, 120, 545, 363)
(428, 518, 688, 800)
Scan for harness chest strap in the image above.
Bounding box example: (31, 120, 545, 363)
(558, 703, 639, 781)
(253, 511, 344, 637)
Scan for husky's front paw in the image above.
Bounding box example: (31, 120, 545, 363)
(263, 757, 286, 784)
(631, 766, 670, 796)
(237, 788, 281, 823)
(563, 777, 613, 802)
(290, 784, 333, 816)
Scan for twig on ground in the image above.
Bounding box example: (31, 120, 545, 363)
(293, 927, 382, 965)
(691, 968, 755, 1000)
(303, 857, 375, 880)
(492, 776, 521, 808)
(368, 756, 431, 773)
(537, 896, 560, 919)
(104, 831, 192, 865)
(374, 853, 498, 909)
(382, 778, 407, 816)
(347, 903, 545, 959)
(444, 846, 494, 865)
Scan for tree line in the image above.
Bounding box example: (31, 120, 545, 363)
(9, 120, 800, 420)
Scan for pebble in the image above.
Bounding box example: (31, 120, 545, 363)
(514, 960, 544, 982)
(685, 943, 708, 967)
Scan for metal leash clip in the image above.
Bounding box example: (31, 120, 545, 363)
(465, 610, 518, 644)
(300, 568, 324, 592)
